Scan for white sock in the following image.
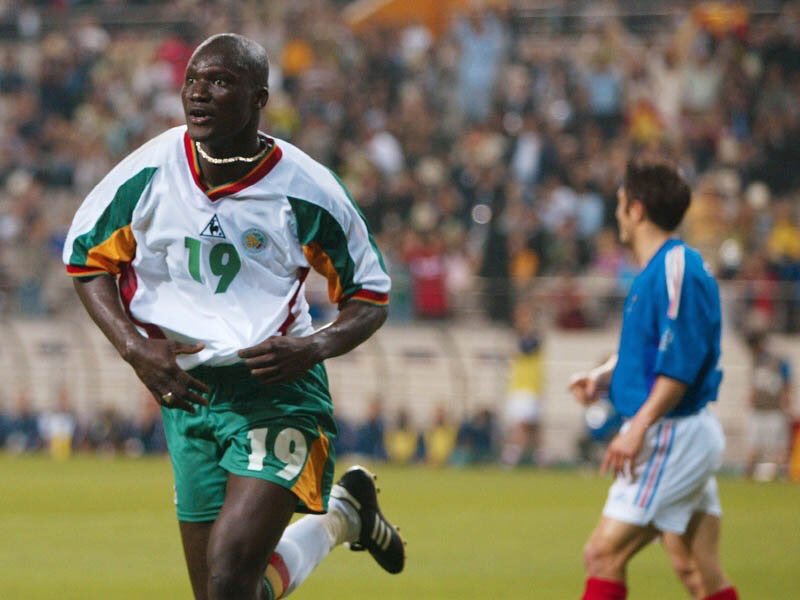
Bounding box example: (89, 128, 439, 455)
(327, 494, 361, 545)
(268, 497, 361, 597)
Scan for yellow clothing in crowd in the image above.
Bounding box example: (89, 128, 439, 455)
(424, 425, 457, 467)
(385, 428, 419, 464)
(508, 350, 543, 395)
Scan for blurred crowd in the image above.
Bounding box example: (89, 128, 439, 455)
(0, 387, 167, 458)
(0, 319, 795, 477)
(1, 0, 800, 331)
(0, 386, 502, 466)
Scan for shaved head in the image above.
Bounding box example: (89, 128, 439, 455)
(182, 33, 271, 147)
(192, 33, 269, 88)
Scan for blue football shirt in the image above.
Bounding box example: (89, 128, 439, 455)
(610, 239, 723, 418)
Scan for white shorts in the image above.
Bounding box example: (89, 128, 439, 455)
(746, 410, 789, 455)
(602, 408, 724, 534)
(504, 391, 541, 426)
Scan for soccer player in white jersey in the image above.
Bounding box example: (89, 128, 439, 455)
(64, 34, 404, 599)
(568, 157, 738, 600)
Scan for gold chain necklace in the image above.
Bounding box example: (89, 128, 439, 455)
(195, 138, 270, 164)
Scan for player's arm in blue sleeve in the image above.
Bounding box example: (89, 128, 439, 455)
(653, 261, 714, 385)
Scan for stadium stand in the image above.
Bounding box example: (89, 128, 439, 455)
(1, 1, 799, 468)
(2, 315, 798, 466)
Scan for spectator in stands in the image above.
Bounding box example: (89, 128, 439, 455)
(452, 5, 506, 123)
(501, 302, 544, 467)
(354, 395, 388, 461)
(1, 1, 800, 334)
(37, 386, 77, 460)
(735, 252, 781, 331)
(82, 407, 134, 455)
(0, 48, 26, 94)
(588, 227, 636, 317)
(332, 414, 357, 457)
(451, 407, 496, 466)
(422, 404, 457, 467)
(404, 229, 450, 320)
(133, 394, 168, 455)
(744, 328, 794, 480)
(385, 407, 423, 465)
(552, 273, 591, 330)
(4, 391, 42, 453)
(0, 405, 7, 448)
(765, 200, 800, 331)
(765, 200, 800, 267)
(582, 50, 624, 139)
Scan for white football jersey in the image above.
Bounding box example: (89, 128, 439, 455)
(64, 126, 390, 368)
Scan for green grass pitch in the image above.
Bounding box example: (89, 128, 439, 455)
(1, 454, 798, 599)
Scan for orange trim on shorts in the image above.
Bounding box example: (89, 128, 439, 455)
(290, 429, 330, 513)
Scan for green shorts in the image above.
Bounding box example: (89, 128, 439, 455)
(161, 363, 337, 522)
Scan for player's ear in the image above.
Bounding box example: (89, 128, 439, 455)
(630, 198, 646, 223)
(255, 87, 269, 110)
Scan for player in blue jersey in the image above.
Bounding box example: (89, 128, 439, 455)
(568, 157, 738, 600)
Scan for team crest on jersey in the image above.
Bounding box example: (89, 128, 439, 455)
(200, 215, 226, 239)
(242, 228, 267, 254)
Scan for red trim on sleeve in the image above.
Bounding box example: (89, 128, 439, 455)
(66, 265, 109, 277)
(348, 289, 389, 306)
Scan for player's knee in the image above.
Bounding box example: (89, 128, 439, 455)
(207, 565, 262, 599)
(207, 547, 264, 599)
(208, 571, 246, 599)
(666, 548, 692, 578)
(583, 538, 618, 575)
(673, 562, 695, 585)
(670, 559, 703, 598)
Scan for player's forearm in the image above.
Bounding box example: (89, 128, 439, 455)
(307, 300, 387, 362)
(73, 275, 148, 362)
(591, 354, 618, 388)
(629, 376, 687, 433)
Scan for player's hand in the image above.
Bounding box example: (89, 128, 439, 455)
(127, 339, 210, 413)
(601, 423, 646, 478)
(238, 335, 319, 384)
(568, 372, 599, 406)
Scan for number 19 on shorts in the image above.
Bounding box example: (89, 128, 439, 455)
(247, 427, 308, 480)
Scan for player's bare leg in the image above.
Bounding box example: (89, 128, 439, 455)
(681, 512, 735, 598)
(662, 530, 705, 599)
(584, 517, 659, 579)
(179, 467, 404, 600)
(179, 521, 214, 600)
(206, 475, 297, 600)
(582, 517, 659, 598)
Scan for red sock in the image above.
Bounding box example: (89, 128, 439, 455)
(704, 587, 738, 600)
(582, 577, 627, 600)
